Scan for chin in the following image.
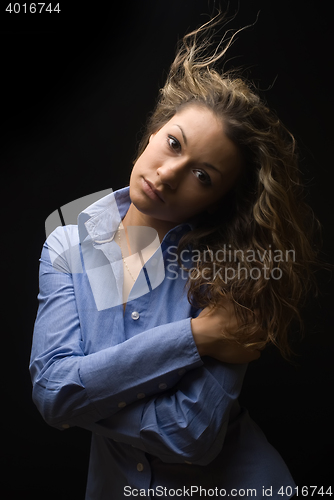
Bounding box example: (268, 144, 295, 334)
(129, 190, 151, 214)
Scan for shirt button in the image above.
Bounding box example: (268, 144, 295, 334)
(118, 401, 127, 408)
(137, 463, 144, 472)
(158, 383, 167, 390)
(62, 424, 70, 429)
(137, 393, 146, 399)
(131, 311, 140, 320)
(184, 460, 192, 465)
(150, 258, 157, 267)
(178, 368, 186, 376)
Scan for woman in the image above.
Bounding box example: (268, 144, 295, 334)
(30, 15, 318, 499)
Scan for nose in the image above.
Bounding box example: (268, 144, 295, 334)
(156, 158, 187, 190)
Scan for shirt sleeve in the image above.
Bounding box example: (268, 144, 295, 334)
(30, 228, 203, 430)
(81, 359, 247, 466)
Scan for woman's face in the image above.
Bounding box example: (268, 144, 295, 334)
(129, 104, 243, 227)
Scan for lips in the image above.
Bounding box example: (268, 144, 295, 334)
(142, 178, 165, 202)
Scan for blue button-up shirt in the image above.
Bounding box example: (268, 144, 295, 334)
(30, 187, 295, 499)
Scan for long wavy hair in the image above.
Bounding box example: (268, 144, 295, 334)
(133, 14, 321, 358)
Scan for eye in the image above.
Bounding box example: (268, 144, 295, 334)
(193, 169, 212, 186)
(167, 135, 181, 152)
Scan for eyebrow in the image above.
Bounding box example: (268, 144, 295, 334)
(174, 124, 187, 145)
(174, 124, 222, 176)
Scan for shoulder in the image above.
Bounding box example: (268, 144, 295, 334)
(46, 224, 80, 250)
(42, 225, 82, 274)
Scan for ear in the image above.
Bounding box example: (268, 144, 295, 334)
(149, 133, 155, 143)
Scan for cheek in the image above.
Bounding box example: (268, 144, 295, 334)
(130, 154, 148, 185)
(186, 191, 225, 217)
(183, 187, 222, 207)
(131, 154, 144, 174)
(132, 147, 156, 175)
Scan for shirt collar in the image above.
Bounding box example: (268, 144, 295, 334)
(78, 186, 194, 244)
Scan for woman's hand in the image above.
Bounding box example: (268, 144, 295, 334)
(191, 300, 264, 364)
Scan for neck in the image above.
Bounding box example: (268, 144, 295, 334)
(122, 203, 176, 242)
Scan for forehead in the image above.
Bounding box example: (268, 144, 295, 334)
(169, 104, 223, 134)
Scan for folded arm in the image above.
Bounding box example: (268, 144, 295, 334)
(30, 231, 203, 430)
(82, 359, 247, 465)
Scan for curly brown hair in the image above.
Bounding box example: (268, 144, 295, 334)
(133, 14, 321, 358)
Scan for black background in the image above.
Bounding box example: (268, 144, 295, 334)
(1, 0, 333, 498)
